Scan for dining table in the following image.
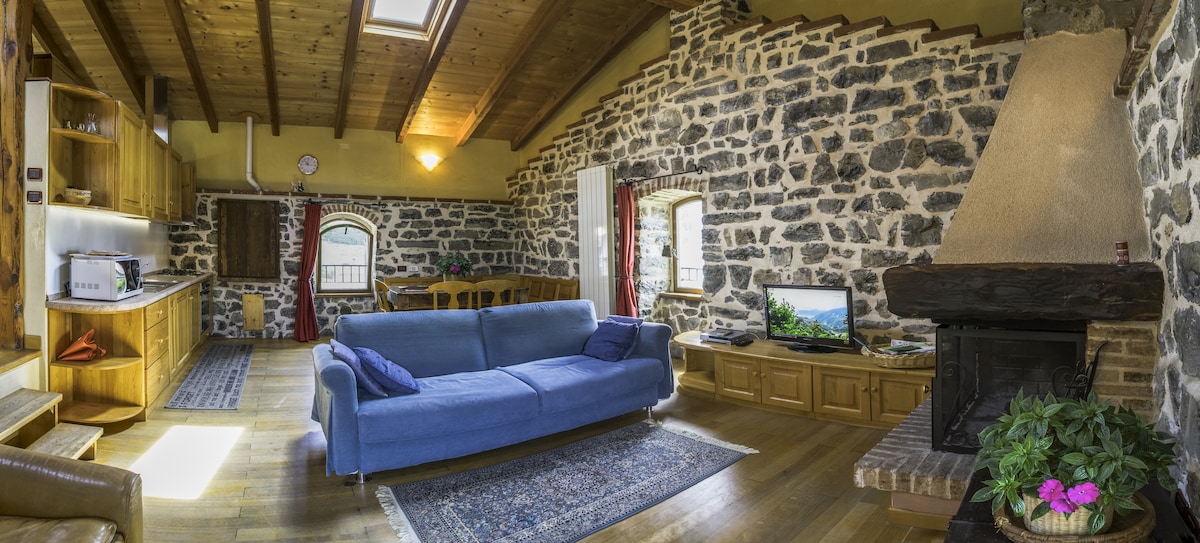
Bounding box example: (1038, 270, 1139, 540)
(386, 284, 529, 311)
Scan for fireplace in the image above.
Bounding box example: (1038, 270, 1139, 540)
(932, 322, 1089, 453)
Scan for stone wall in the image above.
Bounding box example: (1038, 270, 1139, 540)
(169, 194, 515, 338)
(1128, 0, 1200, 509)
(507, 0, 1023, 341)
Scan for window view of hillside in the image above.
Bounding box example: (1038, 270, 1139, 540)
(766, 293, 850, 340)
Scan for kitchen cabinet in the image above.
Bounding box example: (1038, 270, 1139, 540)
(180, 161, 196, 222)
(147, 132, 169, 222)
(115, 103, 144, 215)
(676, 331, 931, 428)
(169, 285, 201, 378)
(168, 149, 182, 222)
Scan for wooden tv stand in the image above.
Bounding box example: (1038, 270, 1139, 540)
(673, 331, 934, 428)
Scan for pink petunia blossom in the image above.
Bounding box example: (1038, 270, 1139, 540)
(1038, 479, 1067, 502)
(1049, 498, 1078, 514)
(449, 265, 461, 274)
(1067, 482, 1100, 505)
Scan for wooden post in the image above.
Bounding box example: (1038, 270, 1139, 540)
(0, 0, 31, 350)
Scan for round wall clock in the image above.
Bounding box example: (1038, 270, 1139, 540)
(298, 154, 319, 175)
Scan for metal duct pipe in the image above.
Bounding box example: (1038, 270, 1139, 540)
(245, 116, 262, 191)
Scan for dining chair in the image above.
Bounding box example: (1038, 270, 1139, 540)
(474, 279, 519, 308)
(427, 281, 477, 310)
(374, 279, 394, 312)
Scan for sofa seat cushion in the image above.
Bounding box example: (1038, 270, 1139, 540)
(357, 370, 538, 442)
(0, 516, 120, 543)
(498, 355, 665, 413)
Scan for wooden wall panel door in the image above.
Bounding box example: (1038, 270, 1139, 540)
(761, 361, 812, 412)
(216, 199, 280, 280)
(871, 373, 931, 426)
(715, 354, 759, 403)
(813, 367, 870, 422)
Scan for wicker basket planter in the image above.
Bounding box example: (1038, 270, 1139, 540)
(994, 493, 1154, 543)
(861, 345, 936, 369)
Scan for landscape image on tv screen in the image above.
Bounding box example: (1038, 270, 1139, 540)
(766, 287, 850, 340)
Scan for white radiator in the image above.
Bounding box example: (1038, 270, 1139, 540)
(576, 165, 615, 318)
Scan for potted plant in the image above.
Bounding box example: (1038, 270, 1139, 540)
(971, 391, 1175, 536)
(434, 252, 472, 280)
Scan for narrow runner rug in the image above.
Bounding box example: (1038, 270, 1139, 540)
(377, 420, 757, 543)
(165, 343, 253, 410)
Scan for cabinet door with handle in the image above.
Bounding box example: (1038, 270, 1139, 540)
(813, 366, 871, 421)
(761, 360, 812, 412)
(871, 373, 932, 425)
(715, 353, 760, 403)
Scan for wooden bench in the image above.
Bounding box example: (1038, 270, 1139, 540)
(0, 388, 102, 460)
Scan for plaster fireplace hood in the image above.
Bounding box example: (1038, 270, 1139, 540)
(886, 29, 1164, 322)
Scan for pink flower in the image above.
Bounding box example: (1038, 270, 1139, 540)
(1038, 479, 1066, 502)
(1067, 482, 1100, 505)
(449, 265, 461, 274)
(1049, 498, 1078, 514)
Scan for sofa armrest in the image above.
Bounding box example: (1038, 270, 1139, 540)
(0, 444, 142, 543)
(628, 322, 674, 399)
(312, 345, 363, 476)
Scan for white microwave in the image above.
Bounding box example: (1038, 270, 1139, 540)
(70, 255, 144, 301)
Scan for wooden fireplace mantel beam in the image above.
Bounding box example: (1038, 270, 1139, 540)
(883, 262, 1164, 322)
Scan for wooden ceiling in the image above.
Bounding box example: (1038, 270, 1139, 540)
(30, 0, 696, 149)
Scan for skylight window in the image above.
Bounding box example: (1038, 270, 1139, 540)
(370, 0, 435, 26)
(365, 0, 446, 40)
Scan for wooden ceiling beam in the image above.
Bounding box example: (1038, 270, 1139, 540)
(396, 0, 469, 143)
(30, 8, 93, 88)
(452, 0, 572, 147)
(333, 0, 367, 140)
(511, 4, 666, 151)
(163, 0, 218, 133)
(81, 0, 145, 111)
(254, 0, 282, 136)
(644, 0, 702, 11)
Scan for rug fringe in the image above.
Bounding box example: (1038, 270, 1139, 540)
(375, 485, 421, 543)
(643, 418, 759, 455)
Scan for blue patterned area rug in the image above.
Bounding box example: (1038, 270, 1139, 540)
(376, 420, 756, 543)
(165, 344, 253, 410)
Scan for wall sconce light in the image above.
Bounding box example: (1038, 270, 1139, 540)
(661, 243, 676, 258)
(417, 153, 443, 171)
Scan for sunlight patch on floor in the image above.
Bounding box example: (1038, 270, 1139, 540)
(129, 425, 244, 499)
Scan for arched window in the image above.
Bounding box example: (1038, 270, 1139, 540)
(317, 213, 377, 295)
(671, 196, 703, 293)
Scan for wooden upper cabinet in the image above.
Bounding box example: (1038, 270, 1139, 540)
(167, 150, 182, 222)
(180, 162, 196, 222)
(116, 103, 144, 216)
(45, 83, 118, 209)
(147, 132, 169, 222)
(217, 199, 280, 281)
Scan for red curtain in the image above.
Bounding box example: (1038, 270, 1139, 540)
(615, 184, 638, 317)
(294, 203, 322, 341)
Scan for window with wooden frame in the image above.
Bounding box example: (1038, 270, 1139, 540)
(363, 0, 449, 40)
(316, 213, 377, 295)
(671, 196, 703, 293)
(217, 199, 280, 281)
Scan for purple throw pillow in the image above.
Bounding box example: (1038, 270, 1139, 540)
(352, 347, 421, 396)
(329, 339, 389, 398)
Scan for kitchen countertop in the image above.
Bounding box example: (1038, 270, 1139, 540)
(46, 272, 214, 313)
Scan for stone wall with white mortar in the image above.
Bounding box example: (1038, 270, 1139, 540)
(506, 0, 1022, 343)
(1127, 0, 1200, 510)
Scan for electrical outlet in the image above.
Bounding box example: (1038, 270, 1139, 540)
(396, 265, 408, 272)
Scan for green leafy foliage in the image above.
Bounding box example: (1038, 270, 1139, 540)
(434, 252, 473, 276)
(766, 295, 845, 339)
(970, 391, 1175, 534)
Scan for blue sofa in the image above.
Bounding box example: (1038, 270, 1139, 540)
(311, 300, 673, 477)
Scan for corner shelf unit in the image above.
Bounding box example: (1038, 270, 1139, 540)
(46, 309, 148, 424)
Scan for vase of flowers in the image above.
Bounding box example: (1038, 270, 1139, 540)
(971, 391, 1174, 537)
(434, 252, 472, 280)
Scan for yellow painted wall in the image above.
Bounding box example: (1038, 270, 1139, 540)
(514, 1, 1022, 161)
(749, 0, 1023, 37)
(171, 121, 520, 200)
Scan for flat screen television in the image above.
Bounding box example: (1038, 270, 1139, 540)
(764, 284, 855, 353)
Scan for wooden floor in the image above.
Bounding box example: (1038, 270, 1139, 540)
(92, 339, 949, 543)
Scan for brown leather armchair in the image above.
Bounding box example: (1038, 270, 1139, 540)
(0, 444, 142, 543)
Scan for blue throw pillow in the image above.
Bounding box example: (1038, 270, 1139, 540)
(582, 319, 639, 362)
(352, 347, 421, 395)
(604, 316, 643, 357)
(329, 339, 389, 398)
